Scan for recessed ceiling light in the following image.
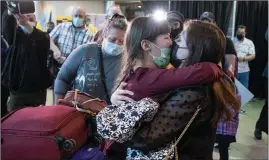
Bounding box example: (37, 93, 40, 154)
(138, 6, 142, 8)
(153, 10, 167, 21)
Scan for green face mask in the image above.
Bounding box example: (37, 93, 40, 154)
(149, 42, 171, 68)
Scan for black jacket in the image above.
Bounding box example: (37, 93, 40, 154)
(1, 10, 52, 93)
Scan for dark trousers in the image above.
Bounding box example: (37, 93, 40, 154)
(256, 79, 268, 134)
(7, 90, 47, 112)
(219, 141, 230, 160)
(106, 142, 127, 160)
(1, 85, 9, 117)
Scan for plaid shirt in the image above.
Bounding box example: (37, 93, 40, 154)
(50, 22, 94, 57)
(216, 110, 239, 136)
(216, 95, 240, 136)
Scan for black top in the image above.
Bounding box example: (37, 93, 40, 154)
(1, 10, 52, 93)
(126, 86, 215, 160)
(225, 37, 237, 55)
(222, 37, 237, 70)
(1, 37, 8, 70)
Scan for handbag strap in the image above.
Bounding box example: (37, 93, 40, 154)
(165, 86, 210, 160)
(97, 45, 110, 103)
(165, 105, 202, 160)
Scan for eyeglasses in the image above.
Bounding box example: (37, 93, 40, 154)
(73, 14, 84, 19)
(108, 13, 126, 20)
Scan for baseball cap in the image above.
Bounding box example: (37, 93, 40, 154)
(167, 11, 185, 23)
(200, 11, 215, 22)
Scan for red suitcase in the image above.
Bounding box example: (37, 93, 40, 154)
(1, 105, 88, 160)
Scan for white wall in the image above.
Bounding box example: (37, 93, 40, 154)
(41, 1, 105, 23)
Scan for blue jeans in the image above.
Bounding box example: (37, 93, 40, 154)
(238, 72, 249, 89)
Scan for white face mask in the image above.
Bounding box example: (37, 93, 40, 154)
(73, 17, 84, 28)
(102, 39, 123, 56)
(175, 33, 189, 60)
(176, 46, 189, 60)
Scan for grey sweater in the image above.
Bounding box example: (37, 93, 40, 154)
(54, 43, 121, 103)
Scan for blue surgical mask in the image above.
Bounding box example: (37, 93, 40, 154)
(73, 17, 84, 28)
(19, 25, 29, 34)
(102, 39, 123, 56)
(19, 21, 36, 34)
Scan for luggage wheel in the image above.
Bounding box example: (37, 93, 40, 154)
(54, 134, 76, 152)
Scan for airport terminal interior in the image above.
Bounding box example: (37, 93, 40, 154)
(1, 1, 268, 160)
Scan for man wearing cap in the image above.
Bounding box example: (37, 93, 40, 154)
(167, 11, 185, 68)
(2, 9, 53, 111)
(167, 11, 185, 40)
(200, 12, 215, 23)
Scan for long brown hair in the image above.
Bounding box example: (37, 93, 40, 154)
(113, 16, 171, 91)
(183, 20, 240, 126)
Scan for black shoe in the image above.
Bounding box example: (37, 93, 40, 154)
(254, 128, 262, 140)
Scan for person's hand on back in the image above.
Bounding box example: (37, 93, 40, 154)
(110, 82, 135, 105)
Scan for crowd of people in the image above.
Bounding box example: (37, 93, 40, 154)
(1, 3, 268, 160)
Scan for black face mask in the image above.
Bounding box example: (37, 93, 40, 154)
(237, 34, 244, 41)
(170, 28, 183, 40)
(170, 41, 183, 68)
(47, 29, 53, 34)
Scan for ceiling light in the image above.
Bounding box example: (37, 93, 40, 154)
(153, 10, 167, 21)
